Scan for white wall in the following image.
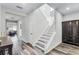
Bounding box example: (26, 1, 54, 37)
(28, 4, 62, 50)
(22, 4, 55, 44)
(29, 8, 48, 44)
(21, 15, 30, 43)
(63, 12, 79, 21)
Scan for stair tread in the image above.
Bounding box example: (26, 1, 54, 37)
(42, 34, 51, 37)
(43, 33, 52, 35)
(37, 41, 46, 45)
(38, 40, 47, 44)
(36, 43, 45, 48)
(40, 37, 49, 40)
(35, 44, 45, 50)
(47, 32, 53, 34)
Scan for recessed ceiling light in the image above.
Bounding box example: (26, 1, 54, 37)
(66, 7, 70, 10)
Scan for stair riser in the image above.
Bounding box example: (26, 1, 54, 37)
(38, 40, 47, 44)
(36, 43, 45, 48)
(40, 37, 50, 40)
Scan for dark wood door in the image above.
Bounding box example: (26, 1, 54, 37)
(62, 20, 79, 46)
(73, 21, 79, 45)
(62, 21, 73, 43)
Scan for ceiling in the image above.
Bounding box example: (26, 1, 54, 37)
(1, 3, 43, 14)
(48, 3, 79, 16)
(1, 3, 79, 16)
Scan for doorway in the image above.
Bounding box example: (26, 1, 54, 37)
(6, 20, 21, 54)
(6, 20, 18, 37)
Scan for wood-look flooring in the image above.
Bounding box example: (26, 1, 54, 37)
(21, 43, 79, 55)
(48, 43, 79, 55)
(11, 35, 79, 55)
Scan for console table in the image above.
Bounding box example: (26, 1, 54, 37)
(0, 37, 13, 55)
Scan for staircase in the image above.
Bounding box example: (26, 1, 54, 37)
(35, 25, 56, 54)
(35, 31, 56, 53)
(34, 4, 57, 54)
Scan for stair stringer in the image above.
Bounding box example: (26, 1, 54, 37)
(44, 32, 56, 48)
(44, 33, 62, 54)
